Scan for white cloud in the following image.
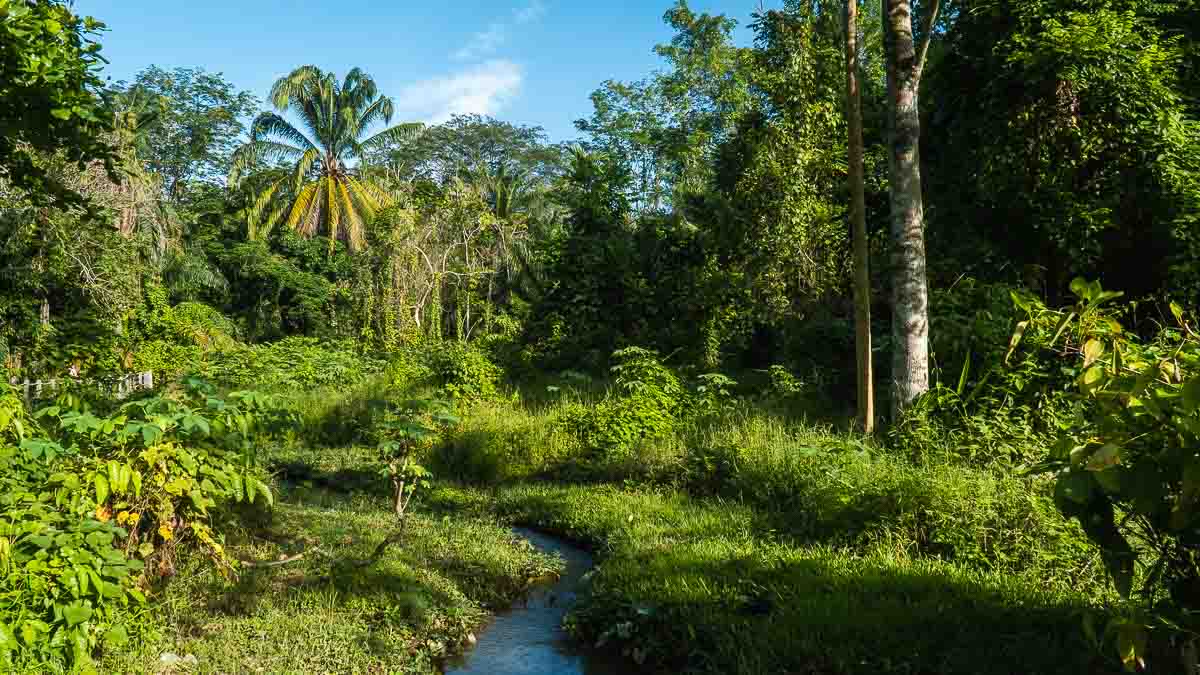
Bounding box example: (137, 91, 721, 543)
(453, 23, 506, 61)
(453, 1, 547, 61)
(397, 60, 524, 124)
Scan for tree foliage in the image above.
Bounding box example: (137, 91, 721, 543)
(0, 0, 115, 209)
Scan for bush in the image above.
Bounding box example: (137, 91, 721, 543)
(1029, 280, 1200, 668)
(198, 337, 385, 390)
(0, 380, 286, 671)
(560, 348, 683, 460)
(890, 280, 1076, 467)
(426, 341, 502, 401)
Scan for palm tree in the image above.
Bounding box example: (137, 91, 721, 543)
(230, 66, 421, 251)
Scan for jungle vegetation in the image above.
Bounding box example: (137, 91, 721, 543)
(3, 0, 1200, 672)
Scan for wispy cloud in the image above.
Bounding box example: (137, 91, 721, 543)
(453, 0, 546, 61)
(397, 60, 524, 124)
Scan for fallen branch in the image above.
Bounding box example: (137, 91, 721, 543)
(237, 548, 321, 568)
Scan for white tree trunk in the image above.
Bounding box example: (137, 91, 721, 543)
(883, 0, 934, 416)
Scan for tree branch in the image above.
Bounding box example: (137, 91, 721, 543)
(914, 0, 942, 80)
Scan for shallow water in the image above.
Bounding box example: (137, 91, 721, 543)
(443, 528, 629, 675)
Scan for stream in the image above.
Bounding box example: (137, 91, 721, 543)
(443, 528, 630, 675)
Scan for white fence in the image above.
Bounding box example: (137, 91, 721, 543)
(9, 372, 154, 402)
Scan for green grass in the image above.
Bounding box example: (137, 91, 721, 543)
(434, 482, 1121, 674)
(96, 368, 1126, 674)
(101, 447, 560, 675)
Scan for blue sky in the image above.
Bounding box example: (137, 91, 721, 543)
(74, 0, 774, 142)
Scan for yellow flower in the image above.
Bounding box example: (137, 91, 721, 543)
(158, 524, 174, 541)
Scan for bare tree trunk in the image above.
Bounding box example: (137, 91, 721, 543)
(846, 0, 875, 434)
(882, 0, 939, 417)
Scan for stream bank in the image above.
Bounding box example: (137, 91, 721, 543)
(445, 528, 633, 675)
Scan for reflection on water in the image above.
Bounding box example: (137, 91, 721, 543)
(444, 528, 631, 675)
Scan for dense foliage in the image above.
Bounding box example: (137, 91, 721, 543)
(5, 0, 1200, 671)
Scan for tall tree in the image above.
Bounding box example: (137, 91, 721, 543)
(882, 0, 939, 415)
(846, 0, 874, 432)
(229, 66, 421, 251)
(110, 66, 259, 203)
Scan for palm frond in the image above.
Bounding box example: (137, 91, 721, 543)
(270, 65, 322, 110)
(252, 112, 318, 151)
(361, 123, 424, 154)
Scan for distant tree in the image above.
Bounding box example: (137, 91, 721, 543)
(375, 113, 565, 186)
(110, 66, 259, 203)
(230, 66, 421, 251)
(0, 0, 116, 208)
(574, 1, 752, 211)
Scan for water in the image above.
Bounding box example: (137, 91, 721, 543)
(444, 528, 629, 675)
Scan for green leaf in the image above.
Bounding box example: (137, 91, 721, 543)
(103, 624, 128, 648)
(62, 604, 91, 627)
(0, 621, 17, 649)
(107, 461, 121, 494)
(956, 352, 971, 396)
(1116, 622, 1147, 671)
(1086, 444, 1121, 472)
(94, 474, 109, 504)
(252, 478, 273, 506)
(1171, 301, 1186, 327)
(19, 620, 48, 646)
(1070, 277, 1091, 302)
(141, 424, 162, 445)
(85, 530, 114, 550)
(1079, 366, 1106, 395)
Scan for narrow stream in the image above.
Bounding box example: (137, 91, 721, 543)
(443, 528, 630, 675)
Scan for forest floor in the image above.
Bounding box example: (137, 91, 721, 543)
(104, 440, 1120, 675)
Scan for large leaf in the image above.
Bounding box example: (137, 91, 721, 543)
(93, 474, 109, 504)
(62, 604, 91, 627)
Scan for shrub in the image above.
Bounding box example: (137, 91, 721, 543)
(198, 337, 385, 390)
(0, 380, 286, 671)
(559, 348, 683, 462)
(426, 341, 502, 401)
(890, 280, 1077, 467)
(1030, 280, 1200, 668)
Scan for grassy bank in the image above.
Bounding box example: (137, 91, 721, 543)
(82, 339, 1128, 674)
(432, 482, 1117, 674)
(102, 447, 560, 674)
